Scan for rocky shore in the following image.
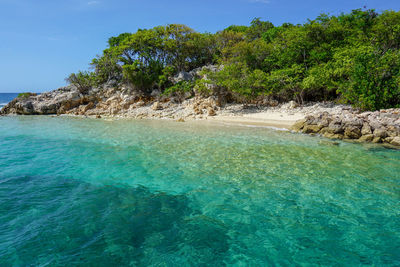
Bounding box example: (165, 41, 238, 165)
(1, 85, 399, 147)
(291, 109, 400, 147)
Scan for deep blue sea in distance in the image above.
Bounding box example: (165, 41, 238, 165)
(0, 115, 399, 265)
(0, 93, 18, 109)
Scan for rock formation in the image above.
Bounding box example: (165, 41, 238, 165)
(291, 109, 400, 147)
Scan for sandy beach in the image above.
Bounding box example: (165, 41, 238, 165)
(208, 111, 305, 129)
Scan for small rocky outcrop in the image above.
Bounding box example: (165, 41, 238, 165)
(291, 109, 400, 147)
(170, 65, 223, 85)
(1, 86, 82, 115)
(191, 96, 219, 115)
(171, 71, 194, 83)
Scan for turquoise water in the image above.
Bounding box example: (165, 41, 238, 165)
(0, 116, 399, 266)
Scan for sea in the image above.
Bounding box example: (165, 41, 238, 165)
(0, 115, 399, 265)
(0, 93, 18, 109)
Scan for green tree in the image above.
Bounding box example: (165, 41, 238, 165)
(65, 71, 96, 94)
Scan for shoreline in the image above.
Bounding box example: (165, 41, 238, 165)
(208, 111, 304, 129)
(3, 108, 400, 149)
(1, 86, 399, 148)
(51, 104, 311, 130)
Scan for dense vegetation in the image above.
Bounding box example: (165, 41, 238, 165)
(67, 9, 400, 110)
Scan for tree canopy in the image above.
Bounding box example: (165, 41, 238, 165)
(67, 8, 400, 110)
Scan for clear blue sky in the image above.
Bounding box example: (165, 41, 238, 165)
(0, 0, 399, 93)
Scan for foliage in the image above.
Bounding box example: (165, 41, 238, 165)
(17, 92, 36, 98)
(163, 81, 194, 101)
(212, 63, 269, 102)
(158, 66, 176, 90)
(65, 71, 96, 94)
(337, 46, 400, 110)
(266, 64, 306, 103)
(66, 8, 400, 110)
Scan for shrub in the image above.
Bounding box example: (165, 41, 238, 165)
(163, 81, 194, 102)
(65, 71, 96, 94)
(17, 92, 37, 98)
(336, 46, 400, 110)
(212, 62, 269, 103)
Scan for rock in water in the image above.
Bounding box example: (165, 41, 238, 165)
(344, 125, 361, 139)
(1, 86, 81, 115)
(391, 136, 400, 146)
(291, 108, 400, 147)
(291, 119, 306, 132)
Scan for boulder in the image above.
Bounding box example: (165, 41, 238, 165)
(386, 125, 400, 137)
(171, 71, 193, 84)
(372, 137, 382, 143)
(327, 120, 344, 134)
(83, 102, 95, 112)
(291, 119, 306, 132)
(361, 123, 372, 135)
(390, 136, 400, 146)
(302, 125, 322, 134)
(152, 101, 163, 111)
(343, 117, 363, 127)
(207, 107, 216, 116)
(384, 137, 395, 144)
(344, 125, 361, 139)
(359, 134, 374, 142)
(373, 128, 388, 138)
(288, 101, 298, 109)
(369, 119, 382, 130)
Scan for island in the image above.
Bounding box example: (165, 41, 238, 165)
(2, 9, 400, 147)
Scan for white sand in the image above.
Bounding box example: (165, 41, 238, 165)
(209, 111, 305, 129)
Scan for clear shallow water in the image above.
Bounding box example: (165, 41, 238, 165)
(0, 93, 18, 108)
(0, 116, 399, 266)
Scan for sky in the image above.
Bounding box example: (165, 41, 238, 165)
(0, 0, 399, 93)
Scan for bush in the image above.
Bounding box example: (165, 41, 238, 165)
(340, 48, 400, 110)
(212, 63, 269, 103)
(17, 92, 37, 98)
(122, 60, 163, 94)
(65, 71, 96, 94)
(163, 81, 194, 102)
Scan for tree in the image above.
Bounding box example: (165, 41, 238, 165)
(65, 71, 95, 94)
